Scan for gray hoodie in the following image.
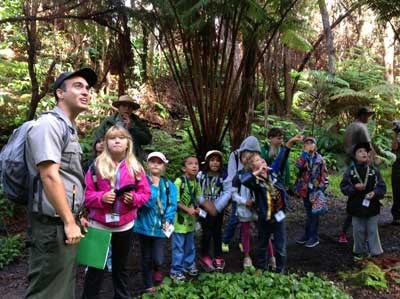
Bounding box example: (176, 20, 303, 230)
(221, 136, 261, 220)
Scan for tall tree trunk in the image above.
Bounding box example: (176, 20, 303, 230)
(141, 24, 148, 82)
(318, 0, 335, 75)
(230, 36, 257, 149)
(25, 0, 39, 121)
(283, 47, 292, 115)
(384, 21, 395, 83)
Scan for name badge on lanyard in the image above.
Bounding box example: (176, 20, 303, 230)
(362, 199, 370, 207)
(106, 213, 120, 223)
(274, 210, 286, 222)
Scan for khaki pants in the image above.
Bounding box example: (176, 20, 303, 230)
(26, 213, 78, 299)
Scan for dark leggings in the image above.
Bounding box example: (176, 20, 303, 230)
(392, 159, 400, 220)
(82, 229, 134, 299)
(342, 214, 352, 234)
(200, 213, 224, 258)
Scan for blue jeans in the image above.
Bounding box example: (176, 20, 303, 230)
(304, 198, 319, 241)
(138, 234, 166, 289)
(257, 219, 287, 273)
(171, 232, 196, 274)
(222, 201, 239, 244)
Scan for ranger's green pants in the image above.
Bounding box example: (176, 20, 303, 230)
(26, 213, 78, 299)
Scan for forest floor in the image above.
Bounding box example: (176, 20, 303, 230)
(1, 196, 400, 299)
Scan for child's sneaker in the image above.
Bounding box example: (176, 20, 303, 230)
(296, 235, 308, 245)
(185, 267, 199, 277)
(305, 238, 319, 248)
(222, 243, 229, 253)
(243, 256, 253, 268)
(145, 287, 156, 293)
(153, 271, 163, 284)
(213, 257, 225, 272)
(170, 272, 186, 282)
(268, 256, 277, 271)
(338, 232, 348, 244)
(199, 256, 215, 272)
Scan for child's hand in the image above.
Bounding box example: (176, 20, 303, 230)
(366, 191, 375, 199)
(187, 206, 197, 216)
(102, 191, 116, 204)
(122, 192, 133, 205)
(286, 135, 303, 148)
(164, 222, 170, 230)
(355, 183, 365, 191)
(253, 165, 268, 177)
(246, 199, 254, 209)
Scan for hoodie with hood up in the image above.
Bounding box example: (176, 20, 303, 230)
(220, 136, 261, 221)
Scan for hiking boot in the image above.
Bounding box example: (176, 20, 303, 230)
(296, 235, 308, 245)
(222, 243, 230, 253)
(199, 256, 215, 272)
(213, 257, 225, 272)
(153, 271, 163, 284)
(184, 267, 199, 277)
(170, 272, 186, 282)
(243, 256, 253, 268)
(338, 232, 348, 244)
(305, 238, 319, 248)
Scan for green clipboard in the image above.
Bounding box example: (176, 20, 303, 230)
(77, 226, 112, 269)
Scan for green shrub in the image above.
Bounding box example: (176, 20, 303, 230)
(0, 234, 24, 269)
(143, 128, 195, 180)
(143, 270, 350, 299)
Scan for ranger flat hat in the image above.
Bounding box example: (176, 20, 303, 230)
(357, 107, 374, 117)
(112, 95, 140, 110)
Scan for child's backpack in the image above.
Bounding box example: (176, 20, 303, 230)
(0, 112, 70, 205)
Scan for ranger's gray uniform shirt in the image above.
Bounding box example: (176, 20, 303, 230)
(25, 107, 84, 217)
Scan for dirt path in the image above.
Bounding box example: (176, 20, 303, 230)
(1, 197, 400, 298)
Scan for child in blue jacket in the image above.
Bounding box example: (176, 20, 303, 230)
(240, 136, 300, 273)
(134, 152, 178, 292)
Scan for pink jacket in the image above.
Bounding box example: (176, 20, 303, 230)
(84, 161, 151, 227)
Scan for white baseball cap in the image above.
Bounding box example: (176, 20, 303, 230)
(204, 150, 223, 161)
(147, 151, 169, 164)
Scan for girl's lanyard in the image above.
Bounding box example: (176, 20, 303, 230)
(353, 165, 370, 187)
(110, 162, 122, 217)
(185, 176, 197, 207)
(205, 174, 219, 201)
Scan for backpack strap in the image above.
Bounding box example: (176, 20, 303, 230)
(90, 162, 99, 191)
(163, 176, 170, 207)
(234, 150, 240, 170)
(179, 175, 185, 199)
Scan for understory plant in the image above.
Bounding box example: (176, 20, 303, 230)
(0, 234, 23, 269)
(143, 270, 350, 299)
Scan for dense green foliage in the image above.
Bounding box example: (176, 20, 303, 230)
(339, 263, 388, 291)
(142, 270, 350, 299)
(0, 234, 23, 269)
